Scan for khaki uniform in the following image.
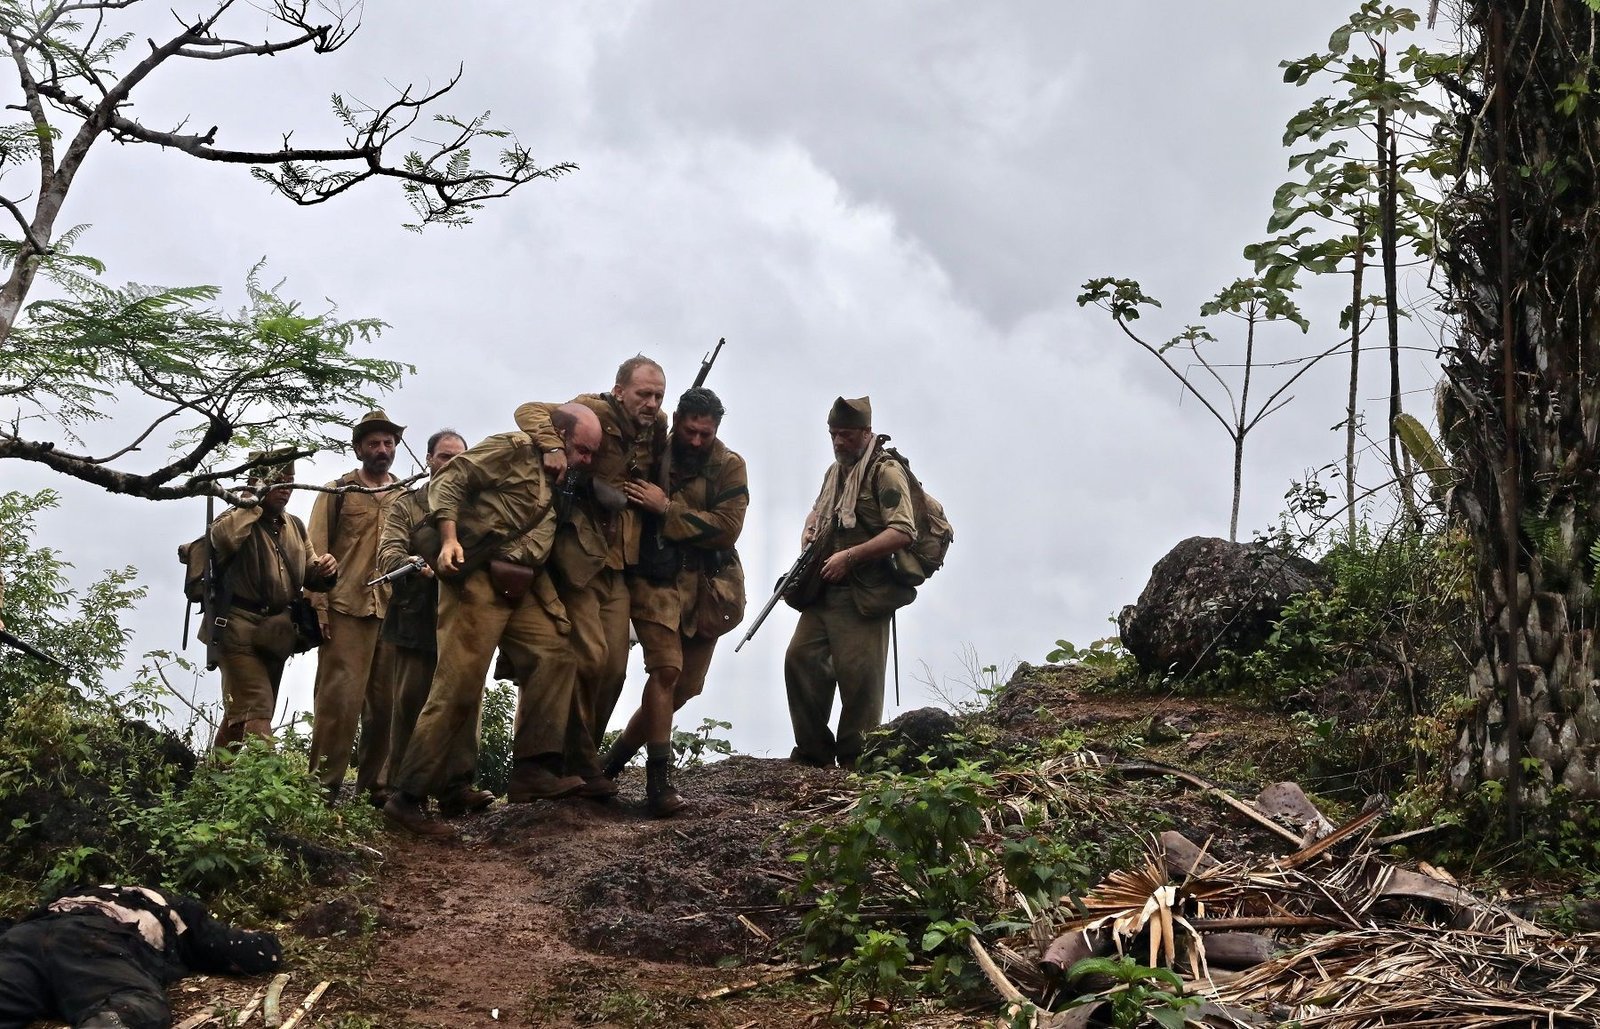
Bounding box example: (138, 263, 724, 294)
(515, 396, 666, 778)
(307, 470, 403, 794)
(207, 506, 334, 727)
(784, 453, 918, 765)
(376, 489, 479, 794)
(628, 438, 749, 703)
(392, 431, 573, 800)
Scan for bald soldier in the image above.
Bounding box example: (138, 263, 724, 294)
(384, 404, 603, 837)
(204, 458, 338, 750)
(373, 428, 495, 819)
(307, 410, 406, 805)
(605, 387, 749, 814)
(784, 396, 917, 769)
(515, 356, 669, 798)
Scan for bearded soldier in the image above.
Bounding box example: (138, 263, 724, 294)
(515, 356, 669, 799)
(784, 396, 917, 769)
(307, 410, 407, 805)
(604, 387, 748, 814)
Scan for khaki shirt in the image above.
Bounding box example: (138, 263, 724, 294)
(378, 487, 438, 652)
(514, 393, 667, 572)
(308, 470, 402, 619)
(378, 488, 427, 577)
(209, 506, 330, 610)
(630, 439, 749, 632)
(426, 431, 558, 568)
(828, 454, 919, 550)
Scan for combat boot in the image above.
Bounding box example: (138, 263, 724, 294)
(506, 760, 585, 802)
(382, 793, 456, 839)
(645, 743, 686, 817)
(602, 739, 642, 779)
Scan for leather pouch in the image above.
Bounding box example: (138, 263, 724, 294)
(487, 558, 538, 605)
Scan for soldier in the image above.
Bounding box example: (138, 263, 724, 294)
(204, 458, 338, 751)
(307, 410, 406, 805)
(784, 396, 917, 769)
(384, 403, 603, 837)
(515, 356, 668, 799)
(604, 387, 748, 814)
(0, 884, 284, 1029)
(375, 428, 494, 819)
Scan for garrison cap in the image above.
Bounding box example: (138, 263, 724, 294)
(827, 396, 872, 430)
(351, 410, 406, 448)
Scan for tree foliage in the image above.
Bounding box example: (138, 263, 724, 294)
(0, 1, 568, 500)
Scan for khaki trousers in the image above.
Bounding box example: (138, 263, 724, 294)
(217, 609, 287, 726)
(783, 585, 890, 765)
(308, 612, 394, 794)
(395, 568, 574, 799)
(385, 645, 480, 793)
(634, 618, 719, 703)
(557, 567, 631, 777)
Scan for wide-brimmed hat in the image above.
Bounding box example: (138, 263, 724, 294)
(351, 410, 406, 448)
(827, 396, 872, 429)
(244, 450, 296, 483)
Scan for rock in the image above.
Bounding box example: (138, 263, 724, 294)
(1145, 713, 1195, 743)
(860, 707, 962, 770)
(1118, 536, 1328, 678)
(293, 896, 366, 938)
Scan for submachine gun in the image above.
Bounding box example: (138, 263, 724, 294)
(368, 556, 427, 588)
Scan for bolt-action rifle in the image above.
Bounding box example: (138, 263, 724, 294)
(734, 529, 828, 653)
(692, 337, 725, 390)
(0, 628, 70, 672)
(368, 555, 426, 588)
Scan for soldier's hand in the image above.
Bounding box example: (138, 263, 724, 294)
(820, 549, 856, 584)
(622, 479, 669, 515)
(413, 555, 436, 580)
(542, 448, 567, 479)
(312, 553, 338, 578)
(438, 539, 466, 575)
(319, 618, 332, 641)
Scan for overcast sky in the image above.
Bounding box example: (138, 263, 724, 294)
(5, 2, 1451, 757)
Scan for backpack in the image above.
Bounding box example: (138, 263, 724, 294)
(876, 442, 953, 588)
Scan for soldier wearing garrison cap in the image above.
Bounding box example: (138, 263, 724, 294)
(204, 456, 337, 750)
(784, 395, 918, 768)
(307, 410, 407, 805)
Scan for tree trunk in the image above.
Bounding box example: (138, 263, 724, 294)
(1441, 0, 1600, 810)
(1348, 218, 1365, 540)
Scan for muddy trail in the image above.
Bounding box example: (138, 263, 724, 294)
(315, 757, 840, 1028)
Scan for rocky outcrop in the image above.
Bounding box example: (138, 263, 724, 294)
(1118, 536, 1327, 678)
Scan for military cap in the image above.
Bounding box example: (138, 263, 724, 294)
(351, 410, 405, 448)
(244, 450, 295, 483)
(827, 396, 872, 429)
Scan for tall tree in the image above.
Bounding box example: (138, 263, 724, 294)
(1440, 0, 1600, 822)
(1246, 3, 1456, 531)
(0, 1, 572, 499)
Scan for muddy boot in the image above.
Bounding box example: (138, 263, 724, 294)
(645, 743, 686, 817)
(576, 774, 620, 800)
(382, 792, 457, 839)
(506, 759, 585, 802)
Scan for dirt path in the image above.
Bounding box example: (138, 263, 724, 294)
(345, 758, 840, 1027)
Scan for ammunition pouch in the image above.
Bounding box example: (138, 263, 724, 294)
(487, 558, 539, 605)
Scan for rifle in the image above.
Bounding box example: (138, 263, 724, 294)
(734, 534, 823, 653)
(0, 628, 71, 672)
(692, 337, 725, 390)
(368, 555, 426, 588)
(201, 495, 234, 672)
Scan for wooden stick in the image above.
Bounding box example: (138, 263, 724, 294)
(695, 962, 828, 1002)
(968, 934, 1027, 1004)
(174, 1007, 217, 1029)
(1108, 762, 1304, 846)
(277, 981, 331, 1029)
(262, 973, 290, 1028)
(232, 988, 266, 1027)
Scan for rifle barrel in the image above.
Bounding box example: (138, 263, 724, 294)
(0, 628, 70, 671)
